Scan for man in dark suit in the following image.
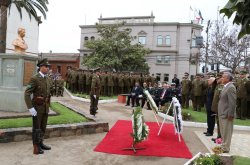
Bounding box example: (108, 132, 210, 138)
(125, 82, 143, 107)
(24, 58, 51, 155)
(172, 74, 180, 88)
(154, 82, 171, 108)
(217, 72, 236, 153)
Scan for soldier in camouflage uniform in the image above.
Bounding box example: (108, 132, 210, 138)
(181, 73, 192, 108)
(24, 58, 51, 155)
(90, 68, 101, 116)
(236, 71, 248, 120)
(191, 74, 205, 111)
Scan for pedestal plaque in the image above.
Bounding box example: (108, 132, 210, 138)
(0, 54, 39, 112)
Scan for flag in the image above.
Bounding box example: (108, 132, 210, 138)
(190, 6, 193, 11)
(198, 10, 204, 21)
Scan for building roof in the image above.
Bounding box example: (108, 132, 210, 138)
(41, 53, 80, 61)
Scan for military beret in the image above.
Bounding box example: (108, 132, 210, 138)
(37, 58, 50, 67)
(184, 72, 189, 76)
(240, 70, 248, 75)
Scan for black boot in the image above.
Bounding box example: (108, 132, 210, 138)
(40, 142, 51, 150)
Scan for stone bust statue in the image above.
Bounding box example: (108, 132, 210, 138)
(12, 28, 28, 53)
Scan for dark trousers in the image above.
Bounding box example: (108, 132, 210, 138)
(90, 94, 99, 115)
(236, 98, 247, 119)
(206, 109, 216, 135)
(181, 94, 189, 108)
(32, 113, 48, 144)
(126, 95, 140, 106)
(141, 98, 151, 109)
(192, 96, 202, 111)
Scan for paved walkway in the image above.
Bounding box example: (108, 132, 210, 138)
(0, 92, 249, 165)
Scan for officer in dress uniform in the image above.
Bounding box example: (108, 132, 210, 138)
(24, 58, 52, 155)
(181, 73, 192, 108)
(90, 68, 101, 116)
(191, 74, 205, 111)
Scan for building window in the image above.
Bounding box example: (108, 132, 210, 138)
(90, 36, 95, 40)
(84, 36, 89, 41)
(157, 35, 163, 45)
(164, 74, 169, 82)
(138, 36, 146, 45)
(165, 35, 171, 46)
(156, 73, 161, 82)
(164, 56, 170, 64)
(156, 56, 162, 63)
(57, 65, 61, 74)
(191, 38, 196, 47)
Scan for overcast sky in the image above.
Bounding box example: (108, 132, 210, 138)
(38, 0, 229, 53)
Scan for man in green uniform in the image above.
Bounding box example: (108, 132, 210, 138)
(191, 74, 204, 111)
(90, 68, 101, 116)
(24, 58, 51, 155)
(56, 75, 64, 97)
(107, 71, 114, 96)
(181, 73, 191, 108)
(236, 71, 248, 120)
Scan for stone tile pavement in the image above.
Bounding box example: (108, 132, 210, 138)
(195, 131, 250, 158)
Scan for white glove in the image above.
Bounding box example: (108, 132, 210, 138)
(29, 107, 37, 116)
(93, 95, 96, 99)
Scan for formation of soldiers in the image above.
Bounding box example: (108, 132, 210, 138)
(65, 67, 156, 96)
(65, 67, 250, 119)
(48, 71, 65, 97)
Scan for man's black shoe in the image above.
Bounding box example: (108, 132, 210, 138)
(125, 104, 129, 106)
(40, 143, 51, 150)
(203, 132, 207, 135)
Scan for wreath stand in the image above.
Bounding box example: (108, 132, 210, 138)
(157, 97, 181, 142)
(123, 108, 148, 154)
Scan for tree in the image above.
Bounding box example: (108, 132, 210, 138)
(220, 0, 250, 39)
(207, 18, 250, 73)
(83, 23, 150, 72)
(0, 0, 48, 53)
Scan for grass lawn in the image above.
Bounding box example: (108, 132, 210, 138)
(234, 156, 250, 165)
(182, 107, 250, 126)
(0, 102, 88, 129)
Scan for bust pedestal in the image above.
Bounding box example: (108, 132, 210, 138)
(0, 53, 39, 112)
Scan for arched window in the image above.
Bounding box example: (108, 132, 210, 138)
(90, 36, 95, 40)
(165, 35, 171, 46)
(157, 35, 163, 45)
(84, 36, 89, 41)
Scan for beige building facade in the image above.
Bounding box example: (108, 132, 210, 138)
(79, 14, 202, 82)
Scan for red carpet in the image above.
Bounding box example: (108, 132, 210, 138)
(94, 120, 192, 158)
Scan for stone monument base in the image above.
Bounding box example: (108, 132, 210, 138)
(0, 53, 38, 112)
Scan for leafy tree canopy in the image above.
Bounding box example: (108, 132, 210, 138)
(83, 23, 150, 72)
(220, 0, 250, 39)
